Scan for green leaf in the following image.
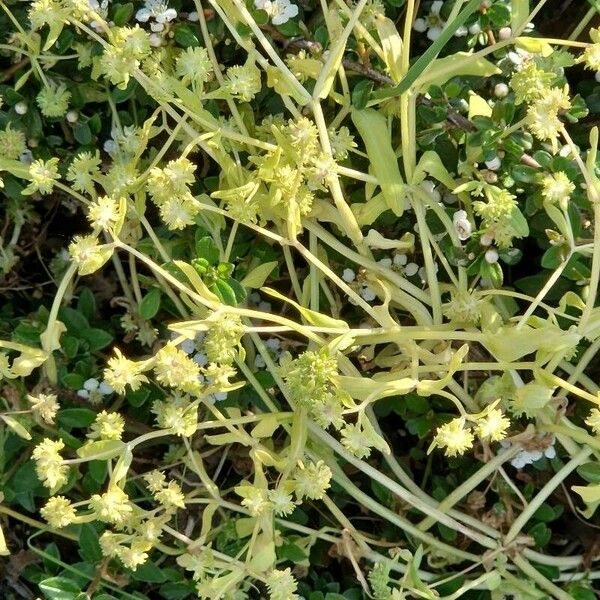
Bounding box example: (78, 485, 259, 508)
(79, 328, 113, 352)
(73, 122, 92, 145)
(77, 440, 126, 460)
(577, 462, 600, 483)
(241, 261, 278, 289)
(61, 373, 85, 390)
(39, 576, 81, 600)
(1, 414, 32, 440)
(139, 288, 162, 320)
(57, 408, 97, 429)
(76, 288, 96, 321)
(351, 108, 405, 216)
(225, 277, 247, 303)
(131, 562, 168, 582)
(112, 2, 134, 25)
(79, 524, 102, 563)
(511, 0, 529, 29)
(212, 279, 237, 306)
(413, 53, 501, 93)
(59, 307, 89, 332)
(173, 24, 199, 47)
(159, 582, 195, 600)
(261, 287, 349, 330)
(372, 0, 484, 100)
(195, 235, 220, 264)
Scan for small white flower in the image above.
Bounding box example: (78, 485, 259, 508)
(498, 26, 512, 40)
(249, 292, 261, 303)
(19, 150, 33, 165)
(136, 0, 177, 31)
(265, 338, 282, 353)
(360, 285, 377, 302)
(413, 1, 445, 41)
(254, 0, 298, 25)
(254, 355, 266, 369)
(187, 11, 199, 21)
(404, 262, 419, 277)
(480, 231, 494, 246)
(454, 25, 468, 37)
(452, 210, 472, 241)
(377, 257, 392, 268)
(485, 249, 499, 264)
(149, 32, 162, 46)
(258, 300, 272, 312)
(15, 102, 28, 115)
(509, 436, 556, 468)
(420, 179, 441, 202)
(469, 22, 481, 35)
(393, 254, 407, 267)
(485, 156, 502, 171)
(192, 351, 208, 367)
(78, 378, 113, 404)
(178, 339, 196, 355)
(342, 268, 356, 283)
(66, 110, 79, 123)
(418, 263, 438, 283)
(103, 139, 118, 154)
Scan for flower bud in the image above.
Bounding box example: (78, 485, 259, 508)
(485, 248, 499, 264)
(494, 83, 509, 98)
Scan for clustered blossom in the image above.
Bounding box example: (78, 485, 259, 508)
(90, 486, 133, 526)
(103, 348, 149, 394)
(175, 47, 213, 87)
(430, 403, 511, 457)
(144, 472, 186, 509)
(40, 496, 77, 529)
(153, 343, 202, 393)
(578, 27, 600, 71)
(68, 235, 113, 275)
(97, 26, 152, 89)
(87, 195, 121, 231)
(23, 158, 60, 195)
(152, 394, 198, 437)
(266, 568, 299, 600)
(88, 411, 125, 440)
(146, 157, 200, 230)
(203, 314, 244, 366)
(0, 124, 27, 159)
(36, 83, 71, 117)
(28, 392, 59, 424)
(32, 438, 69, 490)
(66, 151, 101, 195)
(585, 408, 600, 435)
(541, 171, 575, 210)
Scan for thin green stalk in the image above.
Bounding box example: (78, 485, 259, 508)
(504, 448, 592, 545)
(511, 554, 573, 600)
(418, 446, 520, 532)
(308, 422, 498, 550)
(580, 203, 600, 334)
(41, 262, 78, 384)
(411, 199, 442, 324)
(372, 0, 485, 101)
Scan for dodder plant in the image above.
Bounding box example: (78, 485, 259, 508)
(2, 0, 600, 598)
